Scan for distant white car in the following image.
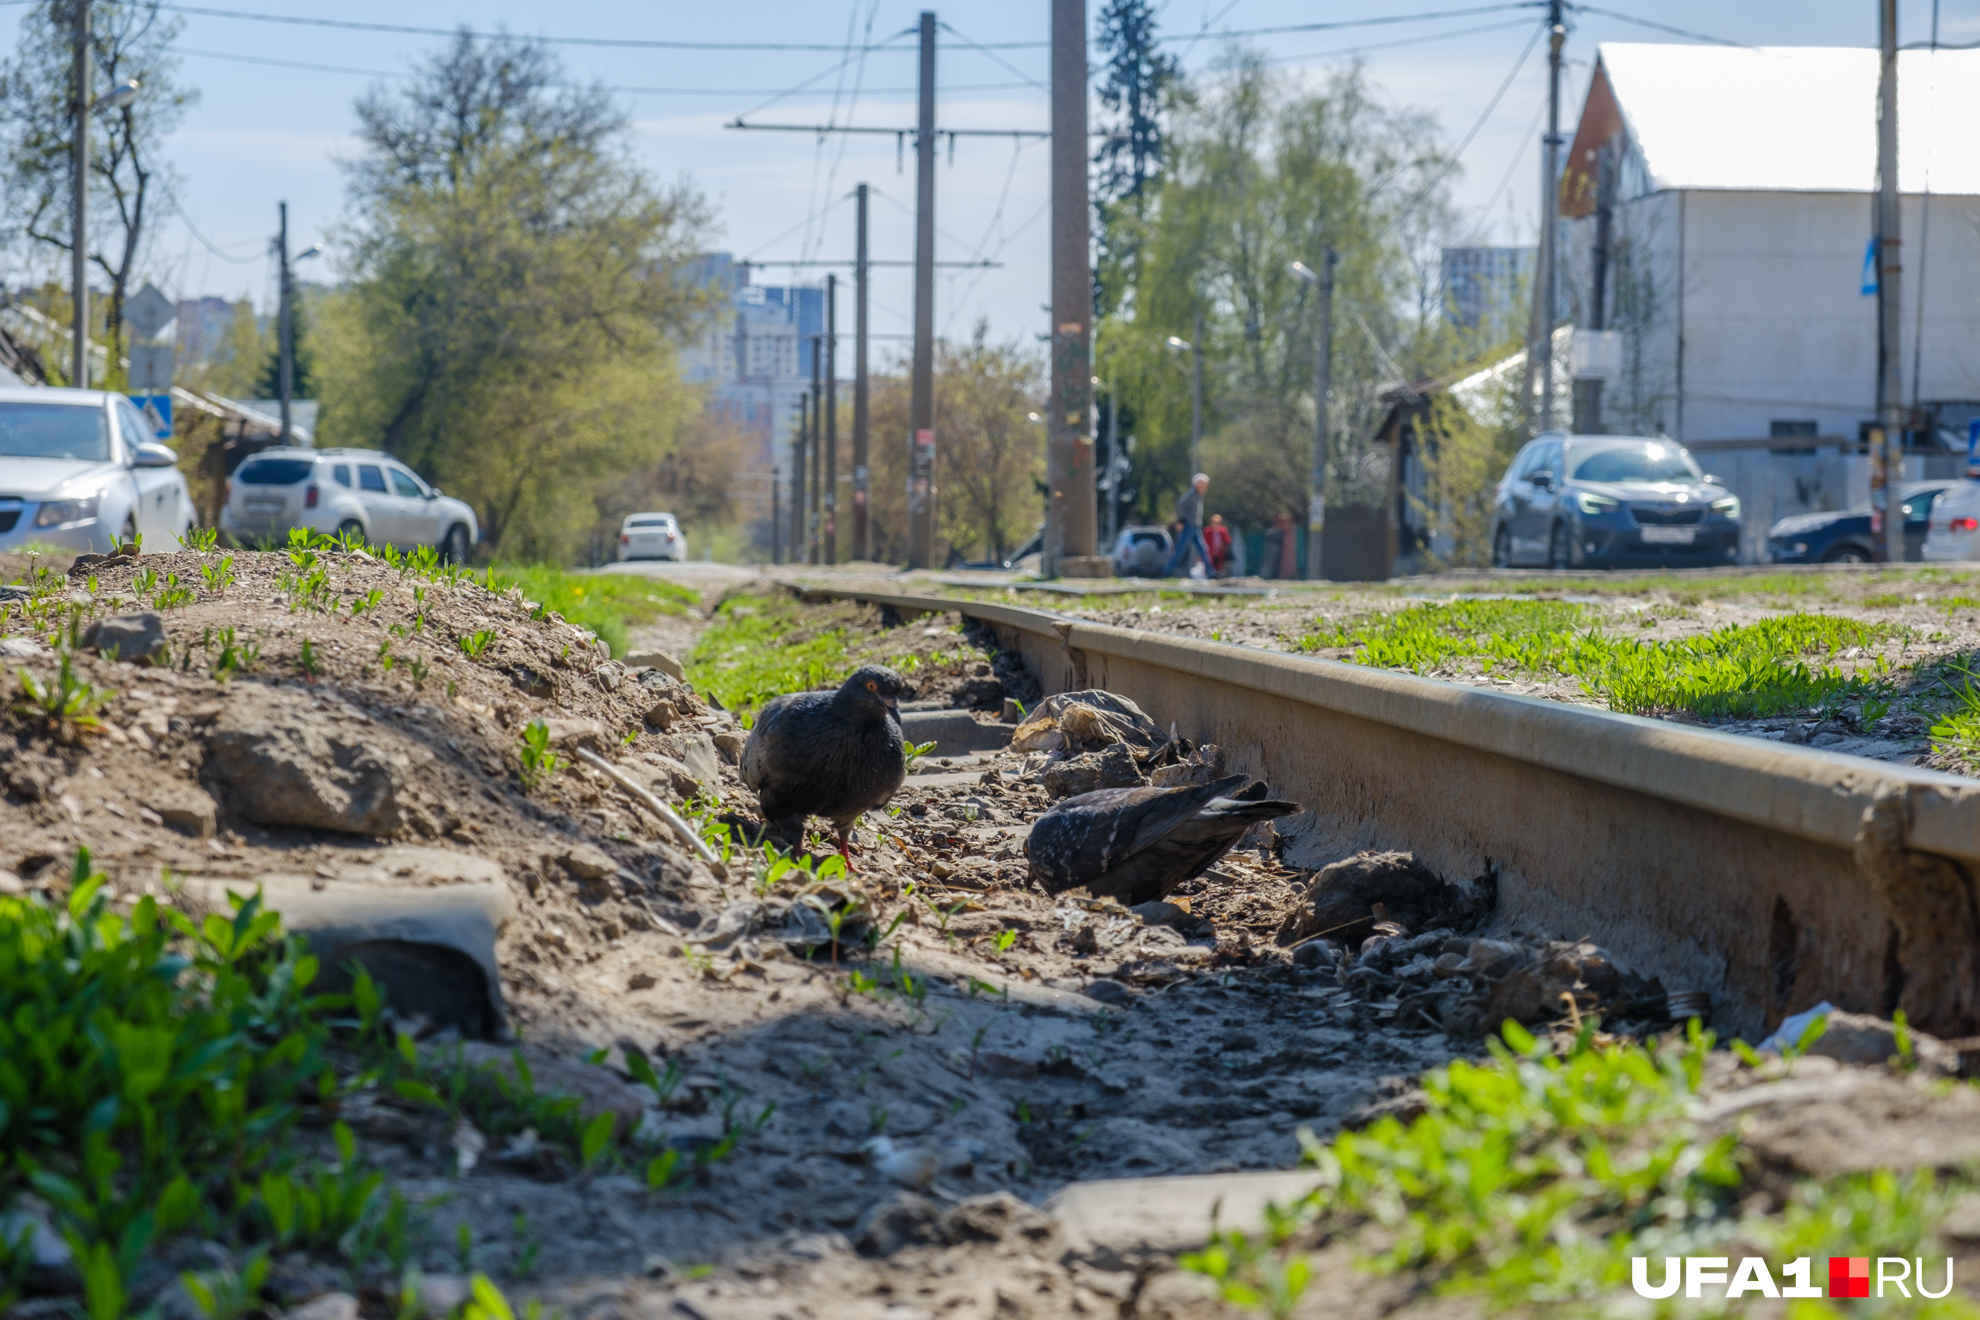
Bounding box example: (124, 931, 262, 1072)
(0, 387, 192, 553)
(617, 512, 685, 562)
(219, 446, 477, 560)
(1921, 480, 1980, 563)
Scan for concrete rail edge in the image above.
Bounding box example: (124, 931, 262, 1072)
(791, 581, 1980, 1039)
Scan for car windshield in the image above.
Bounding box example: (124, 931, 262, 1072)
(0, 403, 110, 461)
(628, 518, 673, 528)
(235, 458, 315, 486)
(1571, 444, 1700, 484)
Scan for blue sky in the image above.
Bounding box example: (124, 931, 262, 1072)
(8, 0, 1970, 355)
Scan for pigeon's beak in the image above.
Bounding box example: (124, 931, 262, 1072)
(882, 695, 899, 713)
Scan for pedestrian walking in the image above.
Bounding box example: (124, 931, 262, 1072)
(1204, 514, 1232, 577)
(1163, 473, 1213, 578)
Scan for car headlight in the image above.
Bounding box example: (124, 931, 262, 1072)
(34, 495, 99, 527)
(1575, 492, 1618, 515)
(1711, 495, 1741, 518)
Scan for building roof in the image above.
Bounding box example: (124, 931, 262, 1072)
(1563, 43, 1980, 211)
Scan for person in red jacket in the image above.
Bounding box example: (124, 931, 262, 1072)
(1203, 513, 1233, 577)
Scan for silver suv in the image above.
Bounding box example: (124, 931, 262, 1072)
(220, 447, 478, 560)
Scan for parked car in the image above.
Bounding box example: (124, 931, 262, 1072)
(1489, 433, 1742, 569)
(1768, 482, 1953, 563)
(1111, 525, 1174, 578)
(617, 512, 685, 562)
(0, 387, 192, 553)
(1921, 481, 1980, 563)
(219, 446, 477, 560)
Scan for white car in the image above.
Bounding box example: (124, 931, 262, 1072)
(0, 387, 193, 553)
(617, 512, 685, 562)
(220, 447, 478, 560)
(1921, 480, 1980, 563)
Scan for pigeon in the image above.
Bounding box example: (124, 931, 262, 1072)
(1025, 773, 1298, 907)
(740, 665, 909, 860)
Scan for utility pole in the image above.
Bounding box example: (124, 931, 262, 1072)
(809, 334, 823, 564)
(70, 0, 89, 389)
(792, 393, 808, 564)
(1291, 253, 1337, 580)
(770, 467, 781, 565)
(853, 182, 871, 562)
(1045, 0, 1097, 578)
(1877, 0, 1905, 566)
(1577, 144, 1615, 435)
(824, 274, 838, 565)
(278, 201, 295, 442)
(1530, 0, 1566, 433)
(906, 11, 937, 570)
(1189, 308, 1204, 475)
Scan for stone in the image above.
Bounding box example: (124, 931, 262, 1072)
(1039, 742, 1144, 800)
(643, 698, 680, 731)
(679, 733, 721, 788)
(541, 717, 610, 752)
(203, 687, 413, 836)
(625, 649, 685, 681)
(712, 730, 746, 764)
(1084, 978, 1134, 1008)
(83, 611, 166, 663)
(143, 783, 218, 838)
(639, 753, 698, 799)
(282, 1294, 359, 1320)
(412, 1273, 470, 1318)
(1804, 1010, 1960, 1075)
(853, 1192, 947, 1257)
(942, 1192, 1055, 1246)
(593, 661, 626, 692)
(559, 843, 618, 882)
(1129, 900, 1187, 928)
(1045, 1171, 1325, 1269)
(1277, 851, 1484, 948)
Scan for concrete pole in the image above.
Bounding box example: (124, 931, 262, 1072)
(1189, 309, 1203, 477)
(793, 393, 808, 564)
(1307, 250, 1337, 581)
(906, 12, 937, 569)
(809, 334, 822, 565)
(70, 0, 89, 388)
(1045, 0, 1096, 578)
(824, 273, 838, 565)
(1532, 0, 1565, 433)
(1878, 0, 1906, 566)
(853, 182, 870, 562)
(770, 467, 781, 565)
(278, 201, 294, 443)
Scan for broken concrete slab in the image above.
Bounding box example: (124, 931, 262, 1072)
(83, 611, 166, 663)
(625, 648, 685, 681)
(202, 686, 418, 836)
(1044, 1170, 1325, 1268)
(897, 708, 1014, 756)
(182, 877, 512, 1038)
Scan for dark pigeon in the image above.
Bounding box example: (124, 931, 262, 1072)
(741, 665, 909, 858)
(1025, 773, 1299, 907)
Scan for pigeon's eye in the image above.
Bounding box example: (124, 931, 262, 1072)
(866, 680, 877, 692)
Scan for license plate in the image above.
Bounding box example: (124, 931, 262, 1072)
(1641, 526, 1696, 545)
(245, 499, 284, 514)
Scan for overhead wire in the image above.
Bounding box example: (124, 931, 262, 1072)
(1567, 5, 1747, 48)
(797, 0, 873, 270)
(159, 176, 264, 265)
(157, 5, 914, 52)
(936, 19, 1047, 91)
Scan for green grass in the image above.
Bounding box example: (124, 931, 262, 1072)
(488, 564, 695, 658)
(1301, 599, 1901, 721)
(688, 592, 988, 718)
(1181, 1021, 1979, 1318)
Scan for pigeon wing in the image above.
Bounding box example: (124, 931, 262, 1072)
(1025, 775, 1249, 894)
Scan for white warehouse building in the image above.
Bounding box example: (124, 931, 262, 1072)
(1556, 42, 1980, 561)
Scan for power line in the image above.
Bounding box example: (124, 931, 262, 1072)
(159, 5, 920, 52)
(172, 45, 1035, 94)
(1181, 2, 1542, 43)
(937, 19, 1047, 91)
(1376, 17, 1547, 241)
(1568, 5, 1747, 48)
(1253, 17, 1546, 71)
(160, 177, 265, 265)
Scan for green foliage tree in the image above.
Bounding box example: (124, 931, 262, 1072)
(255, 291, 315, 400)
(1095, 55, 1473, 536)
(317, 31, 711, 561)
(865, 332, 1044, 566)
(0, 0, 194, 372)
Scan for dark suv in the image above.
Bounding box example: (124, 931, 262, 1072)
(1490, 433, 1742, 569)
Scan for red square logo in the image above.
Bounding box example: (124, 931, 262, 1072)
(1830, 1257, 1870, 1298)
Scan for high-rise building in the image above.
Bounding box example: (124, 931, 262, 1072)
(1440, 246, 1534, 344)
(681, 254, 825, 470)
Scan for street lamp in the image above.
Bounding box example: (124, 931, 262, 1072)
(68, 0, 143, 391)
(1289, 252, 1338, 580)
(1163, 318, 1203, 475)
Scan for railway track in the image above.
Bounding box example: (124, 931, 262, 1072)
(795, 582, 1980, 1042)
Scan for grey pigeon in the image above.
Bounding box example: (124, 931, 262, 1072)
(741, 665, 908, 859)
(1026, 774, 1298, 906)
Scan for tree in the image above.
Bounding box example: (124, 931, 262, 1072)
(317, 31, 712, 561)
(1093, 0, 1178, 208)
(1095, 54, 1462, 535)
(254, 291, 314, 401)
(864, 333, 1045, 566)
(0, 0, 193, 372)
